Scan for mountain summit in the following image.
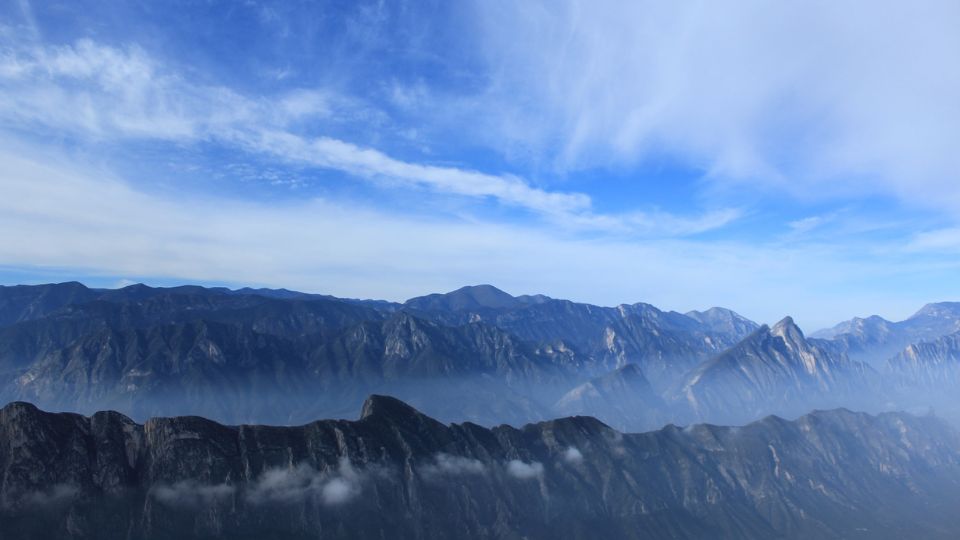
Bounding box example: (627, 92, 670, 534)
(404, 284, 549, 312)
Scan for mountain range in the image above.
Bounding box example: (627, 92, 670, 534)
(1, 282, 959, 430)
(2, 396, 960, 539)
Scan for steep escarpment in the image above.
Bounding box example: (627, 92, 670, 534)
(2, 397, 960, 539)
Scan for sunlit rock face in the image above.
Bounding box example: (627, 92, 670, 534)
(3, 397, 960, 539)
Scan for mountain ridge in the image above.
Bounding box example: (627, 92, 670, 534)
(3, 397, 960, 539)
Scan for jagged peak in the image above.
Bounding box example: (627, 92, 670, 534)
(770, 316, 804, 340)
(687, 306, 739, 319)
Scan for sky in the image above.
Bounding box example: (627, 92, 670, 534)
(1, 0, 959, 330)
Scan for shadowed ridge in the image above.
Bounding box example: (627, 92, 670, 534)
(359, 394, 448, 431)
(528, 414, 614, 435)
(0, 401, 41, 417)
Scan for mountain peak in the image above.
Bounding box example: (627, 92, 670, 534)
(911, 302, 960, 320)
(404, 284, 521, 311)
(360, 394, 426, 422)
(771, 316, 803, 338)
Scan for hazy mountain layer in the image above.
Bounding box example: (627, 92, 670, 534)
(815, 302, 960, 366)
(2, 282, 959, 431)
(404, 285, 761, 385)
(677, 317, 880, 424)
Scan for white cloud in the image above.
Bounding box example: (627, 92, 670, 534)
(320, 476, 359, 505)
(561, 447, 583, 464)
(470, 1, 960, 210)
(506, 459, 544, 479)
(0, 32, 729, 237)
(1, 148, 956, 330)
(246, 458, 361, 506)
(420, 453, 487, 478)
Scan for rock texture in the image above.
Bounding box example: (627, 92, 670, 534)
(2, 397, 960, 539)
(405, 285, 760, 386)
(0, 283, 757, 428)
(677, 317, 879, 424)
(886, 331, 960, 394)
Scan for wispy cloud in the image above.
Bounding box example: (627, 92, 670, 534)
(908, 228, 960, 252)
(471, 1, 960, 210)
(0, 32, 730, 237)
(0, 148, 954, 329)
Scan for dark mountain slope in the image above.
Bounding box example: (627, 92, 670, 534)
(0, 281, 98, 326)
(2, 398, 960, 539)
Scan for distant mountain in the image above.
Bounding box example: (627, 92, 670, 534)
(0, 299, 579, 426)
(815, 302, 960, 366)
(685, 307, 759, 339)
(886, 331, 960, 393)
(11, 281, 942, 430)
(0, 286, 382, 375)
(677, 317, 879, 424)
(404, 285, 759, 388)
(2, 397, 960, 539)
(404, 284, 550, 312)
(0, 282, 98, 326)
(553, 363, 666, 431)
(0, 283, 762, 425)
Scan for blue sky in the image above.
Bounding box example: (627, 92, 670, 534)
(1, 0, 959, 330)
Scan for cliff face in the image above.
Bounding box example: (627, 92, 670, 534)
(676, 318, 880, 424)
(3, 397, 960, 540)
